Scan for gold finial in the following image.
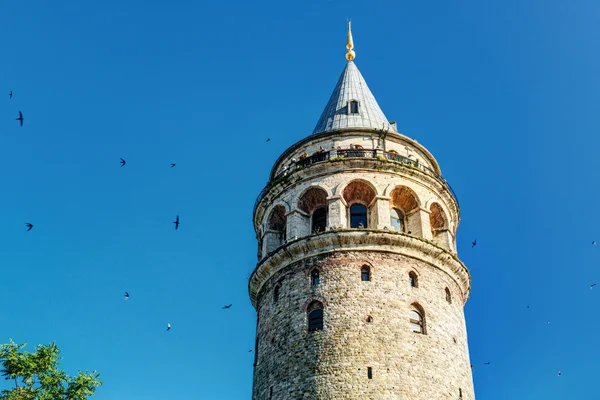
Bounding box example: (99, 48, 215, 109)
(346, 20, 355, 61)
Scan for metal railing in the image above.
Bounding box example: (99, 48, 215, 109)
(253, 149, 460, 218)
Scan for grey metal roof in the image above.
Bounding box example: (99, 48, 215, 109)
(312, 61, 396, 135)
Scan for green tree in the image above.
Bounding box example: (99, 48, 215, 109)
(0, 340, 102, 400)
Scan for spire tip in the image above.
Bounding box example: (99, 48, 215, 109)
(346, 21, 355, 61)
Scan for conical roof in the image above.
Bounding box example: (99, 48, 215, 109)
(312, 61, 395, 135)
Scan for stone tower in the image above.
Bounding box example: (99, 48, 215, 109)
(250, 23, 475, 400)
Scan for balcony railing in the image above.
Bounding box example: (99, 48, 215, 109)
(253, 149, 460, 218)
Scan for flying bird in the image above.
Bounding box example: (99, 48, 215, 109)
(9, 90, 12, 99)
(526, 305, 530, 309)
(119, 158, 126, 167)
(170, 163, 176, 168)
(266, 138, 271, 142)
(222, 304, 232, 309)
(16, 111, 23, 127)
(25, 223, 33, 232)
(472, 239, 476, 248)
(248, 349, 254, 353)
(124, 292, 129, 300)
(558, 370, 561, 376)
(591, 284, 597, 290)
(173, 215, 179, 230)
(166, 323, 171, 331)
(484, 361, 490, 365)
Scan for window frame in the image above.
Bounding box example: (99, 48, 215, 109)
(311, 207, 328, 234)
(390, 207, 405, 232)
(311, 269, 320, 286)
(349, 203, 368, 229)
(409, 271, 418, 288)
(349, 100, 359, 114)
(361, 266, 371, 282)
(307, 302, 324, 332)
(409, 308, 425, 334)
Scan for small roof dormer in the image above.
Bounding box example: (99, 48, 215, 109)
(312, 22, 396, 135)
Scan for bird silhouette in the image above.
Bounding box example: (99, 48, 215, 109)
(124, 292, 129, 300)
(484, 361, 490, 365)
(472, 239, 476, 248)
(248, 349, 254, 353)
(120, 158, 126, 167)
(558, 370, 561, 376)
(223, 304, 232, 309)
(9, 91, 12, 99)
(16, 111, 23, 127)
(266, 138, 271, 142)
(173, 215, 179, 230)
(526, 305, 530, 309)
(591, 284, 596, 290)
(170, 163, 176, 168)
(166, 323, 171, 331)
(25, 223, 33, 232)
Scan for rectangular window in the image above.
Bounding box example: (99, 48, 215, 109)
(350, 101, 359, 114)
(367, 367, 373, 379)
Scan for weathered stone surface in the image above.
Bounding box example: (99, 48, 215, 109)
(251, 251, 475, 399)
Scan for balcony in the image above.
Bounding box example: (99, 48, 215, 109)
(253, 149, 460, 218)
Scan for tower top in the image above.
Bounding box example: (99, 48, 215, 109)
(346, 21, 355, 61)
(312, 22, 396, 135)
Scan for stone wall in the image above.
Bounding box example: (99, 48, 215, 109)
(252, 250, 475, 400)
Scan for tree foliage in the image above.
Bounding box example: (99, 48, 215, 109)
(0, 340, 102, 400)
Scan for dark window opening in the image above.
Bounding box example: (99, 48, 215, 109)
(269, 387, 273, 400)
(308, 308, 323, 332)
(274, 286, 280, 303)
(367, 367, 373, 379)
(311, 269, 320, 286)
(409, 271, 418, 288)
(350, 101, 359, 114)
(361, 266, 371, 282)
(350, 204, 368, 228)
(459, 388, 463, 398)
(366, 315, 373, 323)
(312, 207, 327, 234)
(445, 287, 452, 304)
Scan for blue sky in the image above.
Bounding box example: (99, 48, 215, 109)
(1, 0, 600, 398)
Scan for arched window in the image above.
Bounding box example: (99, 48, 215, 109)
(274, 286, 280, 303)
(312, 207, 327, 234)
(266, 205, 287, 252)
(409, 271, 418, 288)
(307, 301, 324, 332)
(350, 204, 368, 228)
(390, 208, 405, 232)
(409, 306, 425, 334)
(361, 266, 371, 282)
(311, 269, 320, 286)
(445, 287, 452, 304)
(349, 100, 359, 114)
